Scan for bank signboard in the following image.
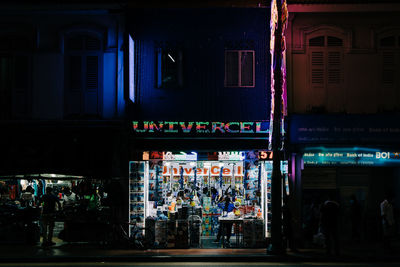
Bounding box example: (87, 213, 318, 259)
(290, 114, 400, 144)
(303, 147, 400, 167)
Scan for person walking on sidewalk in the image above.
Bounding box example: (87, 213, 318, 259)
(381, 195, 395, 252)
(39, 187, 61, 247)
(320, 193, 340, 256)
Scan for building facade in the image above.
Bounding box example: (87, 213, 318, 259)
(0, 2, 127, 178)
(287, 0, 400, 246)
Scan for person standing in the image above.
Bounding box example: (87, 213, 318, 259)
(381, 195, 395, 251)
(214, 196, 234, 245)
(320, 194, 340, 256)
(350, 194, 362, 242)
(40, 187, 61, 247)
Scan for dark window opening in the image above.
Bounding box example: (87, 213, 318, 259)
(380, 36, 396, 47)
(327, 36, 343, 47)
(225, 50, 255, 87)
(156, 48, 183, 88)
(309, 36, 325, 47)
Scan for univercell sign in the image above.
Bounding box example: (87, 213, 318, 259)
(132, 121, 270, 136)
(162, 163, 244, 176)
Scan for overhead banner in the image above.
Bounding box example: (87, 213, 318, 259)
(132, 121, 270, 137)
(303, 147, 400, 167)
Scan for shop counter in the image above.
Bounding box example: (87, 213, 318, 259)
(218, 217, 244, 248)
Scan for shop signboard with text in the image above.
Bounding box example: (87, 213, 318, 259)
(132, 120, 270, 137)
(303, 147, 400, 166)
(290, 114, 400, 144)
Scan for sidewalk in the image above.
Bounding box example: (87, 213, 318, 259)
(0, 240, 399, 263)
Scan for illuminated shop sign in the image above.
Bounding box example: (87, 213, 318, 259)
(132, 121, 269, 136)
(303, 147, 400, 166)
(162, 162, 244, 176)
(163, 151, 197, 161)
(218, 151, 245, 161)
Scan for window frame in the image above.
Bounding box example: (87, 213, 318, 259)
(224, 49, 255, 88)
(0, 34, 33, 120)
(155, 46, 184, 89)
(64, 33, 103, 119)
(378, 34, 400, 88)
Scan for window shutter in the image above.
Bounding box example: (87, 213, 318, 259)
(225, 51, 239, 86)
(382, 51, 395, 85)
(327, 51, 341, 84)
(86, 37, 101, 50)
(84, 55, 99, 115)
(13, 55, 30, 117)
(86, 56, 98, 90)
(241, 51, 254, 87)
(311, 51, 324, 85)
(69, 56, 82, 91)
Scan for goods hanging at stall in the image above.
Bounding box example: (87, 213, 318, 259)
(129, 151, 289, 249)
(0, 174, 119, 245)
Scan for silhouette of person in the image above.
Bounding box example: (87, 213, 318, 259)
(350, 194, 362, 242)
(320, 193, 340, 256)
(381, 195, 395, 251)
(40, 187, 61, 247)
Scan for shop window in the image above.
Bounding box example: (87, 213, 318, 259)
(0, 34, 32, 120)
(64, 34, 103, 118)
(156, 47, 183, 89)
(224, 50, 255, 87)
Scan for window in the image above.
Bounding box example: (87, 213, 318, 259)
(309, 35, 343, 87)
(156, 47, 183, 88)
(379, 35, 399, 86)
(64, 34, 102, 118)
(128, 34, 135, 102)
(307, 34, 344, 112)
(224, 50, 255, 87)
(0, 34, 32, 120)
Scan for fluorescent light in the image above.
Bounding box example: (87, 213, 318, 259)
(168, 53, 175, 62)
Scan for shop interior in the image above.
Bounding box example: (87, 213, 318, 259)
(0, 174, 119, 245)
(129, 151, 288, 249)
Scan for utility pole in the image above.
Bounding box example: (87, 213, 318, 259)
(268, 0, 285, 255)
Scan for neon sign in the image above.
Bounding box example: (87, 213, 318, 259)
(132, 121, 269, 135)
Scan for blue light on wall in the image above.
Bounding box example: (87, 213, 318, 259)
(303, 147, 400, 167)
(129, 34, 135, 103)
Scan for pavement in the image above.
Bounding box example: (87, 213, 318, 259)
(0, 239, 400, 263)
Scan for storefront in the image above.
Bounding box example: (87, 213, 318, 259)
(129, 120, 288, 249)
(0, 174, 121, 245)
(289, 114, 400, 246)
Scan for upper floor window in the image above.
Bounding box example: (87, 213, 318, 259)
(64, 34, 103, 119)
(0, 34, 32, 120)
(155, 42, 183, 89)
(378, 35, 400, 86)
(224, 50, 255, 87)
(309, 35, 344, 88)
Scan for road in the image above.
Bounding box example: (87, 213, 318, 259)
(0, 262, 399, 267)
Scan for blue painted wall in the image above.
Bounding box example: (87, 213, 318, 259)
(128, 8, 270, 121)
